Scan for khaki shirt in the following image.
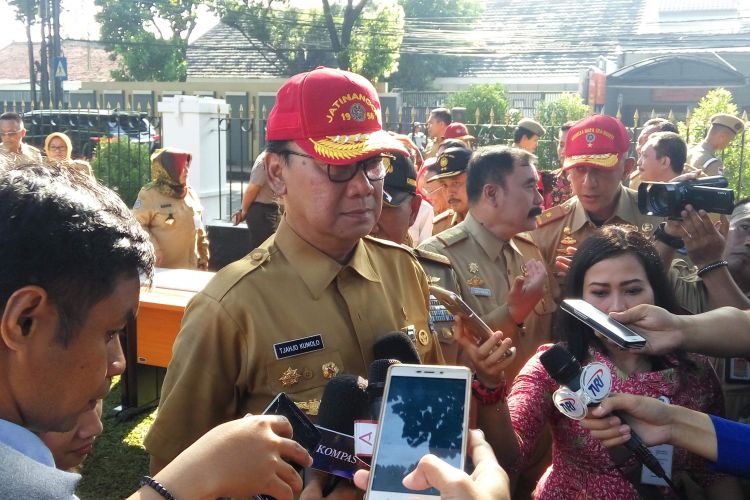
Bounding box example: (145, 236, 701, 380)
(0, 143, 43, 167)
(248, 152, 279, 205)
(46, 158, 93, 177)
(413, 247, 462, 346)
(132, 186, 209, 270)
(687, 140, 724, 176)
(531, 185, 661, 269)
(418, 213, 558, 380)
(144, 219, 443, 462)
(432, 209, 462, 236)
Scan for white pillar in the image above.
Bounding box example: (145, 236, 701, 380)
(158, 95, 229, 223)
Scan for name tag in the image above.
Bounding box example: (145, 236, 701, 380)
(470, 287, 492, 297)
(273, 334, 324, 360)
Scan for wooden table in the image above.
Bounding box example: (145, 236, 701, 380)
(117, 268, 214, 419)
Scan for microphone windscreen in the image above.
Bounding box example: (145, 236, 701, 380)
(373, 331, 421, 364)
(368, 358, 400, 391)
(540, 343, 582, 391)
(317, 374, 369, 435)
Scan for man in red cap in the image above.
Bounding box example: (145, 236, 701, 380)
(145, 68, 444, 484)
(532, 115, 660, 273)
(442, 122, 475, 149)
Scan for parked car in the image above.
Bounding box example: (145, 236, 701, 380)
(23, 109, 160, 158)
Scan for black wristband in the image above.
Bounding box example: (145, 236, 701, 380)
(140, 476, 176, 500)
(697, 260, 728, 277)
(653, 222, 684, 249)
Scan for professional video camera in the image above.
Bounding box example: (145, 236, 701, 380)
(638, 175, 734, 218)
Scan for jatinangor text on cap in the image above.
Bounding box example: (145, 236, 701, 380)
(266, 66, 408, 165)
(562, 115, 631, 171)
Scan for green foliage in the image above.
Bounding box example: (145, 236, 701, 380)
(534, 93, 590, 127)
(216, 0, 404, 81)
(445, 84, 509, 125)
(91, 137, 152, 207)
(678, 88, 750, 198)
(95, 0, 206, 81)
(389, 0, 483, 90)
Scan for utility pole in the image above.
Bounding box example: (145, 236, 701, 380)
(38, 0, 50, 108)
(51, 0, 62, 107)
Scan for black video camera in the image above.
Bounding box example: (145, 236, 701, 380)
(638, 176, 734, 218)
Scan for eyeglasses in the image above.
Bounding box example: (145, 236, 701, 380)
(0, 129, 22, 137)
(48, 145, 68, 151)
(281, 150, 391, 183)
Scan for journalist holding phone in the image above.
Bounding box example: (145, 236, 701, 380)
(464, 225, 742, 499)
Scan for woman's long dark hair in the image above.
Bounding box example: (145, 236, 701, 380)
(555, 225, 690, 370)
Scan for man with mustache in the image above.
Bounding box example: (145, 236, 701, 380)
(418, 146, 558, 381)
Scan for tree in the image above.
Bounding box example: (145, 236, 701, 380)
(388, 0, 483, 90)
(95, 0, 206, 81)
(9, 0, 40, 105)
(445, 84, 509, 125)
(534, 93, 590, 128)
(679, 88, 750, 198)
(215, 0, 404, 81)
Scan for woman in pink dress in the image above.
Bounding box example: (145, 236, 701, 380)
(467, 225, 742, 499)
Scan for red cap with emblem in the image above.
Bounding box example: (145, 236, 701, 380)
(266, 66, 408, 165)
(563, 115, 631, 171)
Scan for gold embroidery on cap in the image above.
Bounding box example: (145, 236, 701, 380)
(279, 367, 300, 387)
(384, 156, 393, 173)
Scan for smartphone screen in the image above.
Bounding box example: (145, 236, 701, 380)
(368, 365, 470, 499)
(561, 299, 646, 348)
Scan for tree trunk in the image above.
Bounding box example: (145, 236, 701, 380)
(25, 17, 36, 107)
(39, 0, 50, 107)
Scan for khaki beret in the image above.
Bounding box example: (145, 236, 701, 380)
(517, 118, 546, 137)
(710, 113, 745, 134)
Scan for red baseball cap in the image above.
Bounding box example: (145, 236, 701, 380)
(443, 122, 475, 141)
(266, 67, 408, 165)
(563, 115, 631, 171)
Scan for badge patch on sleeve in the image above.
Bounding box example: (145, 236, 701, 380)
(274, 334, 325, 360)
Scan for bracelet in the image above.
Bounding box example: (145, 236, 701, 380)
(696, 260, 728, 277)
(653, 222, 684, 249)
(140, 476, 176, 500)
(471, 375, 507, 405)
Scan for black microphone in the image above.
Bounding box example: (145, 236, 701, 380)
(317, 374, 369, 497)
(367, 358, 401, 419)
(540, 344, 677, 490)
(372, 331, 422, 364)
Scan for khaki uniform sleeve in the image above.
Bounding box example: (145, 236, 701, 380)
(482, 303, 520, 337)
(132, 189, 162, 256)
(144, 292, 249, 463)
(196, 227, 210, 264)
(412, 258, 445, 365)
(668, 259, 709, 314)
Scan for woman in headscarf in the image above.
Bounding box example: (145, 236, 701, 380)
(132, 147, 210, 270)
(44, 132, 93, 176)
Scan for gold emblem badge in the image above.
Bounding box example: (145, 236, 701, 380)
(466, 263, 483, 287)
(469, 263, 479, 274)
(427, 275, 441, 284)
(642, 223, 654, 232)
(559, 227, 577, 246)
(439, 155, 449, 169)
(279, 367, 300, 387)
(295, 399, 321, 416)
(322, 362, 339, 379)
(418, 329, 430, 346)
(383, 156, 393, 173)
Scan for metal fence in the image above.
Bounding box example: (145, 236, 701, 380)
(3, 100, 748, 213)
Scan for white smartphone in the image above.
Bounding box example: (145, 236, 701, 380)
(561, 299, 647, 349)
(366, 364, 472, 500)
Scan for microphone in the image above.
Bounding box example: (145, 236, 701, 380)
(317, 374, 369, 497)
(367, 358, 401, 420)
(372, 331, 422, 364)
(540, 344, 677, 490)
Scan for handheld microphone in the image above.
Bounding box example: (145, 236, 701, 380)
(367, 358, 401, 420)
(317, 374, 369, 497)
(372, 331, 422, 364)
(540, 344, 677, 490)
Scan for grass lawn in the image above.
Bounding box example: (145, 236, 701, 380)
(76, 376, 157, 499)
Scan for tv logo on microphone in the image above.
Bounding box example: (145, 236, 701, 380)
(551, 362, 612, 420)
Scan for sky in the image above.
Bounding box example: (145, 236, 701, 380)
(0, 0, 220, 50)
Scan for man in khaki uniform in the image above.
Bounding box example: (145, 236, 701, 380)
(144, 68, 444, 493)
(513, 118, 546, 154)
(532, 115, 661, 271)
(431, 146, 472, 235)
(132, 148, 209, 270)
(424, 107, 452, 158)
(419, 146, 558, 381)
(686, 113, 745, 176)
(0, 112, 42, 167)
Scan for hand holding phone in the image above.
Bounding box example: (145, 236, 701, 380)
(366, 364, 472, 500)
(561, 299, 647, 349)
(429, 285, 493, 344)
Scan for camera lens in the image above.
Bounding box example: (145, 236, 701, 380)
(647, 185, 672, 216)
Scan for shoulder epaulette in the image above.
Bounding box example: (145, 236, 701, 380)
(435, 225, 468, 247)
(364, 235, 415, 255)
(242, 248, 271, 270)
(433, 209, 454, 224)
(413, 247, 452, 267)
(536, 202, 571, 227)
